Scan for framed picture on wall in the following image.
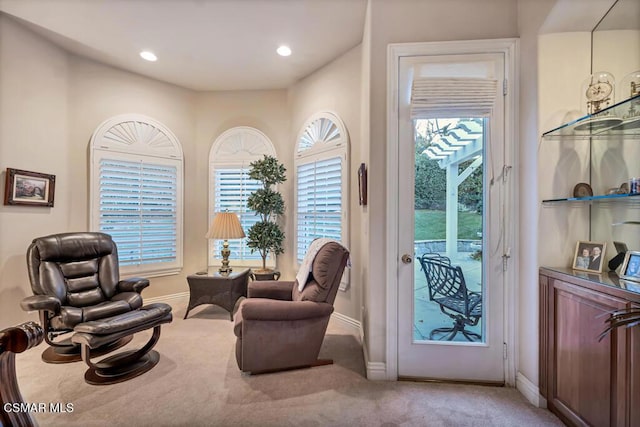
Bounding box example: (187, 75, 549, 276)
(4, 168, 55, 207)
(572, 240, 606, 273)
(358, 163, 367, 206)
(619, 251, 640, 282)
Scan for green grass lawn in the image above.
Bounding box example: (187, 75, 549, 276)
(415, 209, 482, 240)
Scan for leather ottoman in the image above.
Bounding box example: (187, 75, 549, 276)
(71, 303, 173, 385)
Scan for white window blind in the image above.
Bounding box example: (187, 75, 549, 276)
(213, 168, 262, 261)
(296, 156, 342, 262)
(90, 114, 183, 277)
(98, 158, 178, 267)
(208, 127, 276, 268)
(411, 77, 498, 118)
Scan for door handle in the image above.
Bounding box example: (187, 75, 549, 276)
(401, 254, 412, 264)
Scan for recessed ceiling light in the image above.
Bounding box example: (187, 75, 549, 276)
(140, 51, 157, 62)
(276, 45, 292, 57)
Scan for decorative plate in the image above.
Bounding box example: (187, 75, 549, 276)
(574, 116, 623, 132)
(613, 116, 640, 131)
(573, 182, 593, 198)
(620, 182, 630, 193)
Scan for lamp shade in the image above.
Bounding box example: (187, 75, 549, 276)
(205, 212, 245, 239)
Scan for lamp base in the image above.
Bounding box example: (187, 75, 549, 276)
(219, 240, 232, 275)
(218, 266, 232, 275)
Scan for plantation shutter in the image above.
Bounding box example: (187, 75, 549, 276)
(213, 168, 261, 261)
(99, 158, 177, 267)
(296, 156, 342, 262)
(410, 77, 498, 118)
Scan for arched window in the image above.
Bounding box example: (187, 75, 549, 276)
(89, 114, 184, 277)
(295, 112, 349, 288)
(209, 127, 276, 268)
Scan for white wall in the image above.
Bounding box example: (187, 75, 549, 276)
(0, 14, 71, 325)
(592, 30, 640, 101)
(68, 56, 198, 300)
(516, 0, 558, 404)
(538, 32, 592, 271)
(195, 90, 290, 276)
(359, 0, 372, 345)
(288, 45, 363, 320)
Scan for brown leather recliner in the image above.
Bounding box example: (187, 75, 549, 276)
(20, 232, 172, 385)
(233, 241, 349, 374)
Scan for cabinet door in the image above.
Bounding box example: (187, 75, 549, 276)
(629, 304, 640, 427)
(548, 278, 627, 427)
(539, 274, 549, 399)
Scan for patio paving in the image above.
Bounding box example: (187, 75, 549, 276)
(412, 250, 483, 342)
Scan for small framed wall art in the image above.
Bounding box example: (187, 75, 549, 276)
(358, 163, 367, 206)
(572, 240, 606, 273)
(4, 168, 55, 207)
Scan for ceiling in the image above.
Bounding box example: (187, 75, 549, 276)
(595, 0, 640, 31)
(538, 0, 608, 33)
(0, 0, 367, 91)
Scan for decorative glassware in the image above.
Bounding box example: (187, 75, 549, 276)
(617, 70, 640, 129)
(575, 71, 622, 132)
(619, 70, 640, 102)
(581, 71, 615, 115)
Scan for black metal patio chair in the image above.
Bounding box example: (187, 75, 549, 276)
(417, 254, 481, 341)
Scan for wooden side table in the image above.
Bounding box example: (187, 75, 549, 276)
(184, 268, 250, 321)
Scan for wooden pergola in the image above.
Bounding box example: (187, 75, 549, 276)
(422, 118, 483, 257)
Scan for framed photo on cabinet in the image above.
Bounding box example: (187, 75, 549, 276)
(572, 240, 606, 273)
(619, 251, 640, 282)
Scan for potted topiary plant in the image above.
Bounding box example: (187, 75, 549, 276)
(246, 155, 287, 278)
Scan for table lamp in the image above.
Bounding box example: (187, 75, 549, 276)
(205, 212, 245, 274)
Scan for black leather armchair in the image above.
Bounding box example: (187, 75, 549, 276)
(21, 232, 172, 384)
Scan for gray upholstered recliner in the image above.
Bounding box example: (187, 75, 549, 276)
(233, 241, 349, 374)
(20, 232, 172, 384)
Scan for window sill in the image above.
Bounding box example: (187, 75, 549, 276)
(120, 267, 181, 279)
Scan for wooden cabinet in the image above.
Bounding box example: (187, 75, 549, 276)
(540, 268, 640, 427)
(629, 303, 640, 427)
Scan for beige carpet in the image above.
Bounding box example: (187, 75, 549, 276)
(15, 297, 562, 426)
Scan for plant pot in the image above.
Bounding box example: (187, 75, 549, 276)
(250, 270, 281, 281)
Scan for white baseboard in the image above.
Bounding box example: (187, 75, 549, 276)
(331, 311, 361, 334)
(360, 333, 388, 381)
(144, 291, 189, 304)
(516, 371, 546, 408)
(365, 358, 388, 381)
(331, 312, 388, 380)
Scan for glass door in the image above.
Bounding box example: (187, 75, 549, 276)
(396, 53, 507, 382)
(413, 117, 484, 343)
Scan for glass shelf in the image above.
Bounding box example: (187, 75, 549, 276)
(542, 94, 640, 139)
(542, 192, 640, 206)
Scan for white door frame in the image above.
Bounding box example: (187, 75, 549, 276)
(385, 38, 519, 384)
